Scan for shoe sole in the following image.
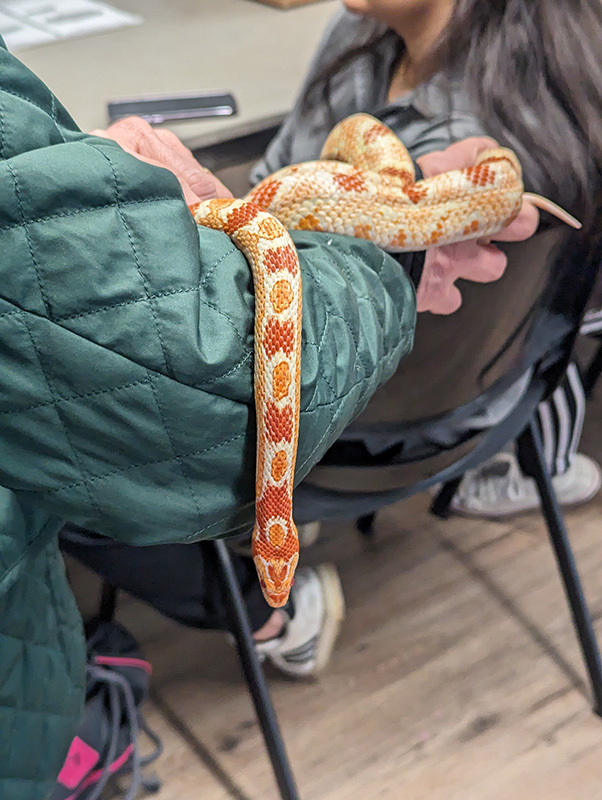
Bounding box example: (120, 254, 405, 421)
(298, 521, 321, 548)
(311, 563, 346, 676)
(450, 469, 602, 520)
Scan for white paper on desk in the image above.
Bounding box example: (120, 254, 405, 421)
(0, 0, 142, 51)
(0, 10, 55, 48)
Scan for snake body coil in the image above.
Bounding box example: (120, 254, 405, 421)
(192, 114, 579, 608)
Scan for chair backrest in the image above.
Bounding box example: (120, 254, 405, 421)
(350, 226, 564, 428)
(303, 224, 600, 494)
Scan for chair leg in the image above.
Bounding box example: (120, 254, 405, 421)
(356, 512, 376, 539)
(523, 420, 602, 716)
(98, 582, 119, 622)
(211, 540, 300, 800)
(430, 476, 463, 520)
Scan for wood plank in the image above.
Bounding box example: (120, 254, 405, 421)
(137, 506, 602, 799)
(61, 397, 602, 799)
(436, 505, 602, 694)
(133, 701, 231, 800)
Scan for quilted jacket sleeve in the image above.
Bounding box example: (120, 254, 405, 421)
(0, 39, 416, 547)
(0, 38, 415, 800)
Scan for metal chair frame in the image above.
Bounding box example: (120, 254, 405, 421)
(93, 229, 602, 799)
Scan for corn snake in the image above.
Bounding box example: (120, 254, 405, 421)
(191, 113, 579, 608)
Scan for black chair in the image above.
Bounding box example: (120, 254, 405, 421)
(293, 224, 602, 722)
(93, 224, 602, 800)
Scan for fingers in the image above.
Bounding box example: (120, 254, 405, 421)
(126, 121, 215, 198)
(207, 174, 234, 200)
(153, 128, 232, 199)
(89, 117, 233, 202)
(416, 136, 500, 178)
(416, 248, 458, 314)
(432, 285, 462, 315)
(416, 290, 462, 315)
(416, 238, 510, 315)
(416, 252, 462, 315)
(448, 240, 508, 283)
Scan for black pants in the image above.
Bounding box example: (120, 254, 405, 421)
(60, 524, 273, 634)
(522, 361, 585, 477)
(517, 311, 602, 478)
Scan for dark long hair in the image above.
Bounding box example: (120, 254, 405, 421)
(302, 0, 602, 231)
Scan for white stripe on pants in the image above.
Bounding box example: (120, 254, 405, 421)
(534, 362, 585, 476)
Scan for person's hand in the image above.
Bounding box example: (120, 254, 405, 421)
(90, 117, 233, 205)
(414, 137, 539, 315)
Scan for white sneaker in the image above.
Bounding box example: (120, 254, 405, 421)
(450, 452, 602, 519)
(297, 521, 321, 547)
(256, 564, 345, 679)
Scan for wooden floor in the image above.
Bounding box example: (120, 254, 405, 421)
(67, 394, 602, 800)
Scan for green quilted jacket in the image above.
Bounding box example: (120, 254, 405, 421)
(0, 39, 416, 799)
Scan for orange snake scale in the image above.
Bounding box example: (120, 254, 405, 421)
(190, 198, 302, 608)
(191, 114, 580, 608)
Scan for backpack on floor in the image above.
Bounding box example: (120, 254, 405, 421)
(51, 619, 163, 800)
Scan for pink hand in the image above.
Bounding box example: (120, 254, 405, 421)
(415, 137, 539, 315)
(90, 117, 233, 205)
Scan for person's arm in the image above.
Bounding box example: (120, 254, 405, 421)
(0, 136, 416, 543)
(0, 39, 417, 796)
(0, 39, 416, 547)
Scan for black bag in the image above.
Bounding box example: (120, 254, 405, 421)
(51, 619, 162, 800)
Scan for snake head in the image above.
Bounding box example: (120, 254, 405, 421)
(253, 551, 299, 608)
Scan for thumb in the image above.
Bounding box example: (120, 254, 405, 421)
(186, 169, 233, 200)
